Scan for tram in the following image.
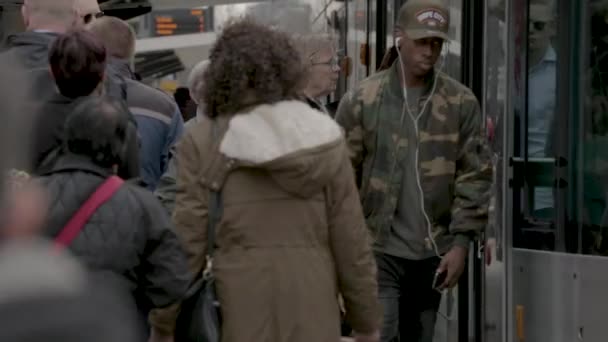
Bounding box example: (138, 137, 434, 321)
(335, 0, 608, 341)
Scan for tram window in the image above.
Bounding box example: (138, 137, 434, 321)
(345, 0, 369, 88)
(578, 1, 608, 256)
(386, 0, 395, 50)
(513, 1, 558, 251)
(525, 3, 556, 218)
(484, 0, 506, 249)
(443, 0, 462, 80)
(514, 0, 608, 256)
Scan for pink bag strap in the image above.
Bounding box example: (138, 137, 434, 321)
(53, 176, 124, 251)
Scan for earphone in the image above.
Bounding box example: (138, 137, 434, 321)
(392, 34, 457, 322)
(392, 34, 443, 258)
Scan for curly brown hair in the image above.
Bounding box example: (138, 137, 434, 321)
(203, 18, 304, 117)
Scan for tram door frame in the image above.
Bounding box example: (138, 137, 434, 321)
(460, 1, 485, 341)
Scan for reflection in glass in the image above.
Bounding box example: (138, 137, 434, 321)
(386, 0, 395, 52)
(526, 2, 556, 217)
(513, 0, 608, 257)
(485, 0, 506, 244)
(511, 1, 558, 252)
(345, 0, 369, 89)
(443, 0, 462, 80)
(482, 2, 507, 341)
(582, 1, 608, 256)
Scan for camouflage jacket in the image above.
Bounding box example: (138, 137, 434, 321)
(335, 62, 492, 253)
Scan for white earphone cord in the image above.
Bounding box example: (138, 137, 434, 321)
(394, 38, 448, 259)
(395, 38, 455, 322)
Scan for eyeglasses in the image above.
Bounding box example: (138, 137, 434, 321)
(311, 56, 341, 70)
(531, 21, 547, 31)
(83, 11, 104, 24)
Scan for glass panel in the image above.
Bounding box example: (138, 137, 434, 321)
(345, 0, 370, 89)
(577, 1, 608, 256)
(368, 0, 378, 73)
(512, 1, 559, 251)
(508, 0, 608, 257)
(483, 0, 507, 341)
(485, 0, 507, 248)
(386, 0, 395, 52)
(444, 0, 463, 80)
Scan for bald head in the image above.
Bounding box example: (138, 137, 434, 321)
(22, 0, 78, 32)
(88, 16, 136, 60)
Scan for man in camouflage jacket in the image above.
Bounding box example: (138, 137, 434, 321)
(335, 0, 492, 341)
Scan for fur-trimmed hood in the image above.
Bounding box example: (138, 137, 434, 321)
(218, 100, 345, 197)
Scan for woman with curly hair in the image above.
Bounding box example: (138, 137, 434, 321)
(149, 18, 381, 342)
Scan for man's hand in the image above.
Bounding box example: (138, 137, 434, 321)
(436, 245, 467, 290)
(353, 330, 380, 342)
(4, 180, 47, 239)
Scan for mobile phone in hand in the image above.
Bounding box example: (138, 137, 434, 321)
(433, 270, 447, 290)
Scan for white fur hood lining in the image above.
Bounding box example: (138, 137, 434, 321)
(219, 100, 342, 164)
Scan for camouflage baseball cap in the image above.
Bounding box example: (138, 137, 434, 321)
(397, 0, 450, 41)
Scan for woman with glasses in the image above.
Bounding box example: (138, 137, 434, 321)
(293, 34, 342, 115)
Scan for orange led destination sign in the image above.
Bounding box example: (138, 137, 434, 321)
(151, 8, 214, 37)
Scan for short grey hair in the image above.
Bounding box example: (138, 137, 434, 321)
(291, 33, 337, 67)
(87, 16, 136, 60)
(187, 60, 210, 104)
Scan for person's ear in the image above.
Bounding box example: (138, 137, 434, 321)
(21, 5, 30, 29)
(394, 27, 404, 47)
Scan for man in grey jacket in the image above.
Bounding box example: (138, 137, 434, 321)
(155, 59, 209, 214)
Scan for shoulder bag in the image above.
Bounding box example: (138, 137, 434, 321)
(175, 121, 223, 342)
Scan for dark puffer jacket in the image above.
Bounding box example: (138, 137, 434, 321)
(38, 155, 191, 314)
(0, 31, 141, 179)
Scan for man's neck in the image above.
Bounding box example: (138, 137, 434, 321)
(110, 57, 134, 74)
(398, 61, 427, 88)
(529, 46, 548, 70)
(29, 26, 68, 34)
(405, 74, 426, 88)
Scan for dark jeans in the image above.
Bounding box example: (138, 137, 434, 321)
(376, 253, 442, 342)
